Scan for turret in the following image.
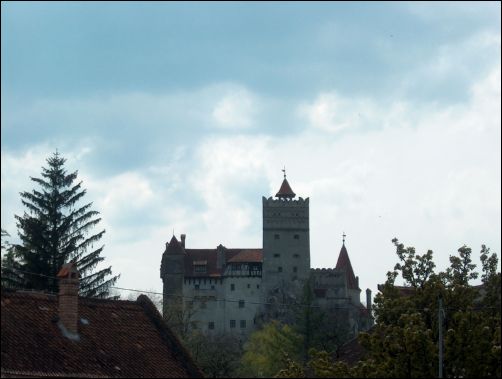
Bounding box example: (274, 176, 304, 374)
(160, 235, 185, 319)
(335, 235, 361, 304)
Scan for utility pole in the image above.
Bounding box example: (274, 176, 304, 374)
(438, 295, 444, 378)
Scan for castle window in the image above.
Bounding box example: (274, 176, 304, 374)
(240, 320, 246, 328)
(211, 285, 215, 290)
(230, 320, 236, 328)
(278, 267, 283, 273)
(247, 283, 251, 289)
(294, 234, 300, 239)
(239, 300, 245, 308)
(274, 253, 280, 258)
(208, 321, 215, 330)
(257, 284, 260, 289)
(294, 254, 300, 258)
(274, 234, 280, 240)
(195, 284, 200, 290)
(293, 266, 298, 273)
(231, 283, 235, 291)
(193, 260, 207, 273)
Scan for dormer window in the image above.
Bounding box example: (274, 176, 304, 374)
(193, 260, 207, 273)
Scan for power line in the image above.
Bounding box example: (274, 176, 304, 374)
(4, 267, 500, 310)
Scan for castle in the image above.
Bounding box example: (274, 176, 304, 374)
(160, 174, 373, 340)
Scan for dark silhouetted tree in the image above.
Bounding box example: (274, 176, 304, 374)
(11, 151, 119, 297)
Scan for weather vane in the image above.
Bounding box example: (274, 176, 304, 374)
(342, 232, 346, 244)
(282, 166, 286, 179)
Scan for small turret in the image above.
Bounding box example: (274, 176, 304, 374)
(160, 235, 186, 320)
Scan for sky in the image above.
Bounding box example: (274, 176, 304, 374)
(1, 2, 501, 302)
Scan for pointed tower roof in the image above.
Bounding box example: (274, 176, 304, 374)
(275, 167, 296, 199)
(335, 236, 359, 290)
(165, 235, 184, 255)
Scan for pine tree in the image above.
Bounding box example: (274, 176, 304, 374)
(11, 151, 119, 298)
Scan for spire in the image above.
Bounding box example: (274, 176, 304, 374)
(335, 238, 359, 290)
(275, 167, 296, 199)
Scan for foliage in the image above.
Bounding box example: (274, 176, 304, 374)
(1, 229, 23, 289)
(5, 152, 119, 298)
(184, 331, 243, 378)
(239, 320, 303, 378)
(273, 238, 501, 378)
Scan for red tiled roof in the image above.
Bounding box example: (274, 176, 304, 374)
(184, 248, 263, 277)
(1, 289, 203, 378)
(335, 244, 359, 290)
(275, 178, 296, 198)
(227, 249, 263, 263)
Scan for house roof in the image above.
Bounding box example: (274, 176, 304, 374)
(1, 289, 203, 378)
(275, 178, 296, 199)
(184, 248, 263, 277)
(335, 243, 359, 290)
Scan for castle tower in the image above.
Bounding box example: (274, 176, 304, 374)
(262, 171, 310, 300)
(160, 235, 185, 319)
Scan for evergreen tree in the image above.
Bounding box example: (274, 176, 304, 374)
(11, 151, 119, 298)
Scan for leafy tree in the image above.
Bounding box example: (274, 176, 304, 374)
(9, 151, 119, 297)
(274, 239, 501, 378)
(239, 320, 303, 378)
(184, 331, 243, 378)
(363, 239, 500, 378)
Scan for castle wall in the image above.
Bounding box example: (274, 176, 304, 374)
(183, 275, 262, 337)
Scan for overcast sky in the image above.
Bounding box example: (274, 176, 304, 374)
(1, 2, 501, 301)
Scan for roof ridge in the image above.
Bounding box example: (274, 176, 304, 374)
(136, 295, 204, 378)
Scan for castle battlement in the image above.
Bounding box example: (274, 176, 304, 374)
(262, 196, 309, 206)
(311, 268, 344, 275)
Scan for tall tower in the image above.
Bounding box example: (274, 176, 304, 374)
(262, 171, 310, 300)
(160, 235, 185, 319)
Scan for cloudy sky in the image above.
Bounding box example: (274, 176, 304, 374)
(2, 2, 500, 301)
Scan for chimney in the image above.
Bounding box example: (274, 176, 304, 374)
(216, 244, 226, 270)
(366, 288, 372, 312)
(57, 263, 80, 336)
(180, 234, 186, 248)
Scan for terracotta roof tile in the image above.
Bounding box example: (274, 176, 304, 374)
(1, 289, 203, 378)
(335, 244, 359, 290)
(184, 248, 262, 277)
(226, 249, 263, 263)
(275, 178, 296, 198)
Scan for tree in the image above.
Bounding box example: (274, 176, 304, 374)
(360, 239, 501, 378)
(239, 320, 304, 378)
(1, 229, 23, 289)
(274, 239, 501, 378)
(9, 151, 119, 298)
(184, 331, 243, 378)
